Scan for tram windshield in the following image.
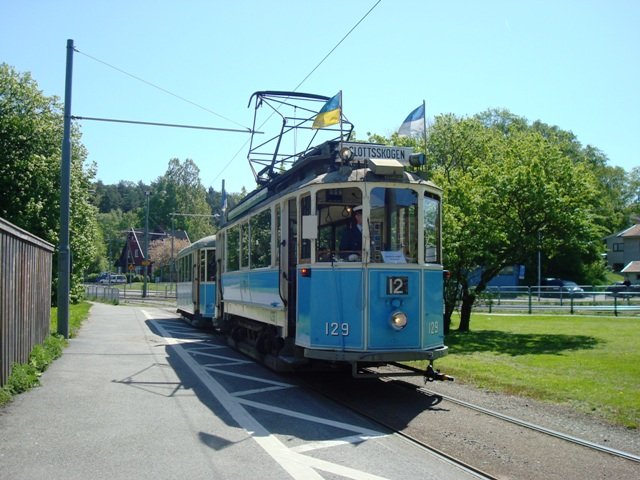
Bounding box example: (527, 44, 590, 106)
(314, 186, 438, 264)
(370, 187, 418, 263)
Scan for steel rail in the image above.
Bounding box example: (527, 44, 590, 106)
(298, 376, 497, 480)
(418, 386, 640, 464)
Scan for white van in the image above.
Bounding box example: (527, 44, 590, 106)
(99, 274, 126, 285)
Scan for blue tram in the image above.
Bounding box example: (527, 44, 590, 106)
(178, 92, 449, 379)
(176, 235, 217, 327)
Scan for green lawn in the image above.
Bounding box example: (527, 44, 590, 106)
(50, 302, 91, 337)
(423, 313, 639, 429)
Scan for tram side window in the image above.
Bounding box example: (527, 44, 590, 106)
(370, 187, 418, 264)
(181, 256, 186, 281)
(200, 250, 206, 281)
(240, 222, 249, 269)
(207, 249, 216, 280)
(226, 226, 240, 272)
(300, 195, 311, 262)
(181, 254, 192, 281)
(250, 209, 271, 268)
(424, 194, 441, 264)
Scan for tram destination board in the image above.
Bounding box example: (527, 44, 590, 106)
(342, 142, 413, 164)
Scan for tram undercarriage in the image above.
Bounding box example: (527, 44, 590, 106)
(217, 312, 452, 381)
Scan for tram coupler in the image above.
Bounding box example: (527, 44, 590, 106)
(424, 363, 454, 382)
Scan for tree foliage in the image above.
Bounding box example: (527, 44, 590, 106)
(148, 236, 190, 280)
(148, 158, 214, 242)
(93, 180, 150, 213)
(0, 63, 99, 302)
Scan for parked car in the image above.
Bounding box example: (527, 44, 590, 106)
(605, 282, 640, 297)
(98, 274, 127, 285)
(95, 272, 109, 283)
(541, 278, 585, 298)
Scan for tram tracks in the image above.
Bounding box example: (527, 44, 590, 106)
(299, 373, 497, 480)
(414, 383, 640, 464)
(299, 371, 640, 479)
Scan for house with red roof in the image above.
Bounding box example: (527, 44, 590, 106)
(115, 228, 189, 278)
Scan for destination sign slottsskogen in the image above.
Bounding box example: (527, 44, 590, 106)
(341, 142, 414, 165)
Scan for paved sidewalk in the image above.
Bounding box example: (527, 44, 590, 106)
(0, 303, 486, 480)
(0, 303, 233, 480)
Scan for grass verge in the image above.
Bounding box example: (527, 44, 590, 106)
(0, 302, 91, 407)
(414, 313, 639, 429)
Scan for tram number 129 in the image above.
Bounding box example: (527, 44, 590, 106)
(325, 322, 350, 336)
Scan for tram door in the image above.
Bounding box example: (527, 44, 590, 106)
(287, 198, 298, 335)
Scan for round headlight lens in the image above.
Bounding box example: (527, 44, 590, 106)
(390, 311, 408, 330)
(339, 146, 354, 162)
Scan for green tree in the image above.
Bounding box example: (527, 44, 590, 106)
(622, 166, 640, 225)
(428, 112, 603, 331)
(0, 63, 99, 302)
(149, 158, 214, 241)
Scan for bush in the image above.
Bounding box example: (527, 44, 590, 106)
(0, 387, 10, 405)
(86, 273, 99, 282)
(6, 363, 40, 395)
(1, 304, 87, 408)
(0, 334, 68, 406)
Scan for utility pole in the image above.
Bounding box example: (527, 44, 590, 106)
(57, 39, 74, 339)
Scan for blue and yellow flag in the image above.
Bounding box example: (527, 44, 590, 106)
(312, 92, 341, 129)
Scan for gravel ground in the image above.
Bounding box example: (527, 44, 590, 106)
(416, 378, 640, 457)
(307, 371, 640, 479)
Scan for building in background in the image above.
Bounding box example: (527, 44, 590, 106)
(115, 228, 189, 278)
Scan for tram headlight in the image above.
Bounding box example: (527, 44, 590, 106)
(389, 311, 408, 330)
(339, 146, 354, 162)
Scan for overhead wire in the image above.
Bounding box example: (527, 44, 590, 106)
(75, 49, 250, 130)
(292, 0, 382, 93)
(210, 0, 383, 185)
(73, 1, 382, 188)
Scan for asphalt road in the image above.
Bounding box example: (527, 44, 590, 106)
(0, 303, 483, 480)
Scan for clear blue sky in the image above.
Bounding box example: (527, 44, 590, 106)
(2, 1, 638, 194)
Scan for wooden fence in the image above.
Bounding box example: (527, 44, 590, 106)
(0, 217, 54, 387)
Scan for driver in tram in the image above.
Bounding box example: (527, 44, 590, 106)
(340, 205, 363, 260)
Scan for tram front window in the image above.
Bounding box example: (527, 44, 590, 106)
(315, 187, 362, 262)
(424, 194, 441, 264)
(370, 187, 419, 264)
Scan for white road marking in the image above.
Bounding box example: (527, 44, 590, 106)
(143, 310, 392, 480)
(184, 344, 227, 351)
(236, 397, 386, 438)
(291, 435, 381, 453)
(189, 350, 252, 362)
(231, 385, 295, 396)
(203, 366, 296, 388)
